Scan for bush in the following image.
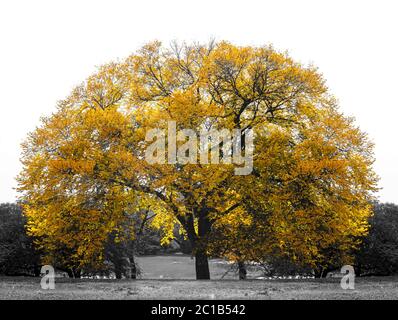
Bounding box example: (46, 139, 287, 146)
(258, 256, 314, 277)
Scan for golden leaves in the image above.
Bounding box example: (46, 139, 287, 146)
(18, 40, 378, 269)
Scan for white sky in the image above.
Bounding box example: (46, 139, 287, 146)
(0, 0, 397, 203)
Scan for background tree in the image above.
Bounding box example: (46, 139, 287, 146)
(355, 202, 398, 276)
(18, 41, 377, 279)
(0, 203, 40, 276)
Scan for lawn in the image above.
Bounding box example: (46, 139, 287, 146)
(134, 254, 263, 280)
(1, 255, 397, 300)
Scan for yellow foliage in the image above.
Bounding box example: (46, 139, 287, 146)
(18, 41, 378, 269)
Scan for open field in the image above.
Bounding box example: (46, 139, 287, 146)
(1, 276, 398, 300)
(1, 255, 398, 300)
(134, 255, 263, 280)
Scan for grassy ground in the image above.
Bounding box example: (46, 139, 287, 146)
(135, 254, 263, 280)
(1, 255, 397, 300)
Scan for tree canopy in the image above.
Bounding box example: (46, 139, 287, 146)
(18, 41, 378, 279)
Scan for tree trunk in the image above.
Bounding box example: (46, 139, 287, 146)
(33, 265, 41, 277)
(354, 264, 362, 277)
(115, 269, 122, 279)
(66, 269, 74, 278)
(314, 268, 325, 278)
(114, 260, 123, 279)
(184, 207, 212, 280)
(74, 268, 81, 278)
(195, 250, 210, 280)
(130, 256, 137, 279)
(238, 261, 247, 280)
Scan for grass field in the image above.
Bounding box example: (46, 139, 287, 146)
(134, 255, 264, 280)
(1, 255, 397, 300)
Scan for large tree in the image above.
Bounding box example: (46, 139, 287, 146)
(18, 41, 377, 279)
